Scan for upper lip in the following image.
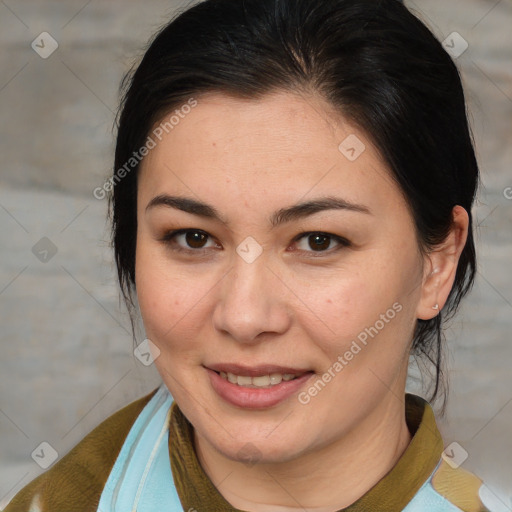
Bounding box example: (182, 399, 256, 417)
(205, 363, 312, 377)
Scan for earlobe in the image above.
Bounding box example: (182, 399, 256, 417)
(416, 205, 469, 320)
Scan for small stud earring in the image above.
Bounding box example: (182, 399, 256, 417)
(432, 303, 439, 310)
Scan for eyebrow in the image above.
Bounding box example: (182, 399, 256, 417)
(145, 194, 372, 227)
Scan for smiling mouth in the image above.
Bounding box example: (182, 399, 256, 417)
(215, 371, 302, 388)
(205, 365, 315, 408)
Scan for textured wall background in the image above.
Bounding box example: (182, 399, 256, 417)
(0, 0, 511, 509)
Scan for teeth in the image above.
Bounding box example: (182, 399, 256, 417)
(226, 372, 237, 384)
(237, 375, 252, 386)
(253, 375, 272, 386)
(220, 371, 299, 388)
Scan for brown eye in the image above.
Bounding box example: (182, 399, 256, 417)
(160, 229, 218, 253)
(307, 234, 331, 251)
(294, 231, 350, 255)
(185, 230, 209, 248)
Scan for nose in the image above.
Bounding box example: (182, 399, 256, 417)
(212, 254, 292, 345)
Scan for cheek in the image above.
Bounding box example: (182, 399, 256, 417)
(134, 238, 223, 356)
(304, 250, 419, 358)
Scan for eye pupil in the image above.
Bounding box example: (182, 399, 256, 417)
(186, 231, 207, 248)
(309, 234, 330, 251)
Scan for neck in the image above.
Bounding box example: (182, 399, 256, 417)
(193, 392, 412, 512)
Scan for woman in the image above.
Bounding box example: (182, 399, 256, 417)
(4, 0, 494, 510)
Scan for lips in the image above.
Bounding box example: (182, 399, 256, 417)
(205, 363, 311, 377)
(204, 363, 315, 409)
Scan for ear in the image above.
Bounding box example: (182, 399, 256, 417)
(416, 205, 469, 320)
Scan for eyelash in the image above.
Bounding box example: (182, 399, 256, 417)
(159, 229, 351, 257)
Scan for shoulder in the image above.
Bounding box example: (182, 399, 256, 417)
(2, 387, 160, 512)
(407, 458, 497, 512)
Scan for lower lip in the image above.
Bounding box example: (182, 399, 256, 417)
(206, 368, 314, 409)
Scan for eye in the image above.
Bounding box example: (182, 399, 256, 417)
(160, 229, 219, 253)
(292, 232, 350, 255)
(160, 229, 350, 257)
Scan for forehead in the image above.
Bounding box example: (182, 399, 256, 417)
(137, 90, 405, 218)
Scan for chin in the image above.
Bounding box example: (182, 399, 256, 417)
(206, 429, 309, 466)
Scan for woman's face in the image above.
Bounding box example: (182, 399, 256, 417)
(135, 90, 427, 464)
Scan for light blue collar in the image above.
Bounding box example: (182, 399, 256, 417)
(97, 384, 184, 512)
